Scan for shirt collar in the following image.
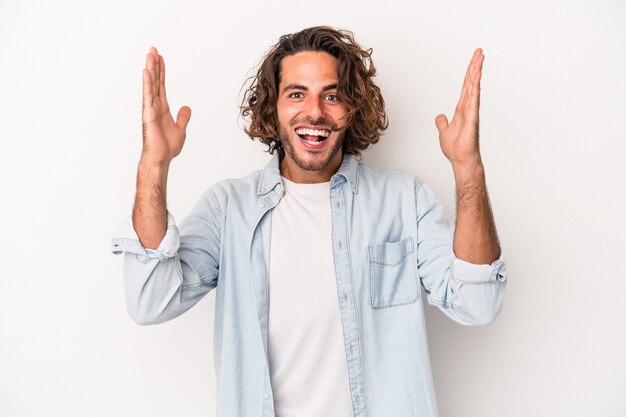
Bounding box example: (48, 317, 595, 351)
(332, 153, 359, 194)
(256, 153, 360, 195)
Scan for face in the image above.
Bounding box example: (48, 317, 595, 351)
(276, 51, 348, 183)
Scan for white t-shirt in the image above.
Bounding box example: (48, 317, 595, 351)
(268, 177, 353, 417)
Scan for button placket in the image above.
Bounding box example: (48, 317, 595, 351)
(330, 183, 368, 416)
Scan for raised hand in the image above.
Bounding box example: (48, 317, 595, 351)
(435, 49, 484, 167)
(132, 47, 191, 249)
(434, 49, 500, 264)
(141, 47, 191, 164)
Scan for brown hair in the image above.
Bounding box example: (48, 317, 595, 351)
(240, 26, 388, 157)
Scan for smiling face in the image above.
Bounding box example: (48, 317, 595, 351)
(277, 51, 348, 183)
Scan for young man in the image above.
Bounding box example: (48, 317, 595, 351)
(112, 26, 506, 417)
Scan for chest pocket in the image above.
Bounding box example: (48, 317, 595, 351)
(368, 237, 419, 309)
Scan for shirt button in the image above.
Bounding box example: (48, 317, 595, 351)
(276, 184, 283, 191)
(263, 392, 269, 400)
(258, 202, 265, 209)
(343, 293, 349, 302)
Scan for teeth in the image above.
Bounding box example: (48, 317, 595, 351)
(295, 127, 330, 137)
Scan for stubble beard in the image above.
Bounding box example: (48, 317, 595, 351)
(278, 121, 345, 172)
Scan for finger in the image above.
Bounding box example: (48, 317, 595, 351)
(158, 54, 167, 101)
(460, 49, 481, 108)
(435, 114, 449, 134)
(471, 69, 482, 109)
(459, 50, 476, 102)
(150, 47, 160, 97)
(146, 52, 158, 101)
(142, 68, 153, 108)
(470, 53, 484, 109)
(467, 50, 482, 101)
(176, 106, 192, 130)
(159, 54, 165, 90)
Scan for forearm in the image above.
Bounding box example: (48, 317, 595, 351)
(452, 159, 500, 264)
(132, 157, 170, 249)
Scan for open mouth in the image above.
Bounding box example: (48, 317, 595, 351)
(295, 127, 331, 144)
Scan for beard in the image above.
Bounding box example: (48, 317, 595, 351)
(277, 117, 345, 172)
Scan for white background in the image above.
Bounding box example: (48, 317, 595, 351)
(1, 0, 625, 416)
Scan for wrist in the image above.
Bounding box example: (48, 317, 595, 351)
(139, 153, 171, 171)
(136, 156, 170, 195)
(452, 158, 485, 186)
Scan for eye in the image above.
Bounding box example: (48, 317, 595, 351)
(288, 92, 304, 99)
(324, 94, 339, 102)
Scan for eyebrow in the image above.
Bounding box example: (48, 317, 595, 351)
(282, 83, 338, 92)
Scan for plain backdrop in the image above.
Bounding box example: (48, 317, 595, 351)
(1, 0, 625, 416)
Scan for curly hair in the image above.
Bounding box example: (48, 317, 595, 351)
(240, 26, 388, 157)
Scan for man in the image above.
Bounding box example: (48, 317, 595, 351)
(112, 26, 506, 417)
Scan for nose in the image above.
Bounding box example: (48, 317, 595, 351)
(304, 96, 323, 120)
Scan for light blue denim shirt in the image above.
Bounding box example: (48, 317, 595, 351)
(111, 154, 506, 417)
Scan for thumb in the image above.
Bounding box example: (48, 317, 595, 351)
(435, 114, 448, 134)
(176, 106, 192, 130)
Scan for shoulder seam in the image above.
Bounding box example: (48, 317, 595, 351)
(206, 190, 223, 230)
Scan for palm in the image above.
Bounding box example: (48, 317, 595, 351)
(142, 47, 191, 163)
(435, 49, 484, 165)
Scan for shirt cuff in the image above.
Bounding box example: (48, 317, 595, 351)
(451, 255, 507, 284)
(110, 210, 180, 261)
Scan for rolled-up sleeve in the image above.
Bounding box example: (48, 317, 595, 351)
(111, 190, 221, 325)
(415, 180, 507, 326)
(111, 211, 180, 261)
